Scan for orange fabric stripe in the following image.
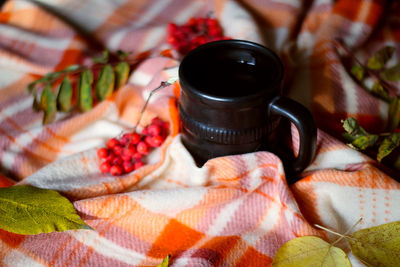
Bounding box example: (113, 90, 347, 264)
(333, 0, 363, 22)
(0, 229, 26, 248)
(0, 174, 15, 188)
(235, 247, 272, 267)
(201, 236, 241, 265)
(168, 98, 180, 136)
(54, 45, 83, 71)
(147, 219, 204, 258)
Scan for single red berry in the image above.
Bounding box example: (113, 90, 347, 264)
(99, 161, 111, 173)
(113, 144, 123, 156)
(137, 141, 150, 154)
(97, 147, 109, 159)
(147, 124, 162, 136)
(120, 133, 133, 144)
(153, 135, 165, 147)
(110, 165, 124, 176)
(121, 153, 131, 162)
(131, 133, 141, 144)
(132, 152, 143, 161)
(107, 138, 120, 149)
(123, 161, 135, 173)
(134, 161, 145, 170)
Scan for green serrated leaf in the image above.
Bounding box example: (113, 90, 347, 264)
(93, 50, 109, 64)
(381, 64, 400, 82)
(114, 61, 130, 89)
(0, 185, 92, 235)
(387, 97, 400, 132)
(157, 255, 170, 267)
(116, 50, 132, 60)
(57, 76, 72, 112)
(352, 134, 378, 150)
(371, 82, 390, 102)
(347, 221, 400, 266)
(367, 46, 395, 70)
(78, 69, 93, 112)
(351, 65, 365, 81)
(96, 64, 115, 101)
(342, 118, 378, 150)
(40, 84, 56, 124)
(342, 117, 367, 136)
(377, 133, 400, 162)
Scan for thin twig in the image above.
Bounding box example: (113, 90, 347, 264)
(332, 218, 362, 246)
(133, 77, 179, 131)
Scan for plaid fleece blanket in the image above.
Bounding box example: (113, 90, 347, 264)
(0, 0, 399, 266)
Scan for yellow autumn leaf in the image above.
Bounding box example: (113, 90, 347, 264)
(347, 221, 400, 267)
(272, 236, 351, 267)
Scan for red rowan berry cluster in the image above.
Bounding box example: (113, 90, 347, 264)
(167, 17, 229, 54)
(98, 117, 169, 176)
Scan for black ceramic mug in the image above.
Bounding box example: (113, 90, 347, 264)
(178, 39, 316, 174)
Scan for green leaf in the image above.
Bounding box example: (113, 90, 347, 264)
(114, 61, 130, 89)
(381, 64, 400, 82)
(272, 236, 351, 267)
(0, 185, 92, 235)
(371, 82, 390, 102)
(377, 133, 400, 162)
(352, 134, 378, 150)
(78, 69, 93, 112)
(351, 65, 365, 81)
(96, 64, 115, 101)
(342, 118, 378, 150)
(387, 97, 400, 132)
(93, 50, 109, 64)
(40, 84, 56, 124)
(342, 117, 368, 136)
(27, 81, 37, 93)
(116, 50, 132, 60)
(367, 46, 395, 70)
(157, 255, 170, 267)
(347, 221, 400, 266)
(57, 76, 73, 112)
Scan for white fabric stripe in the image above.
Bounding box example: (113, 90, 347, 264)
(220, 0, 262, 44)
(172, 1, 204, 24)
(241, 201, 281, 246)
(140, 26, 166, 51)
(0, 51, 49, 75)
(130, 0, 174, 29)
(0, 24, 72, 50)
(338, 65, 358, 114)
(0, 98, 32, 119)
(36, 0, 126, 31)
(306, 148, 367, 171)
(69, 230, 148, 266)
(3, 249, 45, 267)
(0, 69, 24, 88)
(206, 196, 245, 236)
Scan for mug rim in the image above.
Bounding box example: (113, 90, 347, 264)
(178, 39, 284, 105)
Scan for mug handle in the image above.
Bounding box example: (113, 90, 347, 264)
(269, 96, 317, 174)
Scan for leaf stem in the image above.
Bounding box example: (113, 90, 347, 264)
(332, 218, 362, 245)
(314, 224, 347, 238)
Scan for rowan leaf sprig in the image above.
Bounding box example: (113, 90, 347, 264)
(27, 50, 133, 125)
(335, 39, 400, 169)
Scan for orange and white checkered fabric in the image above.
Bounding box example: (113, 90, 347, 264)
(0, 0, 399, 266)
